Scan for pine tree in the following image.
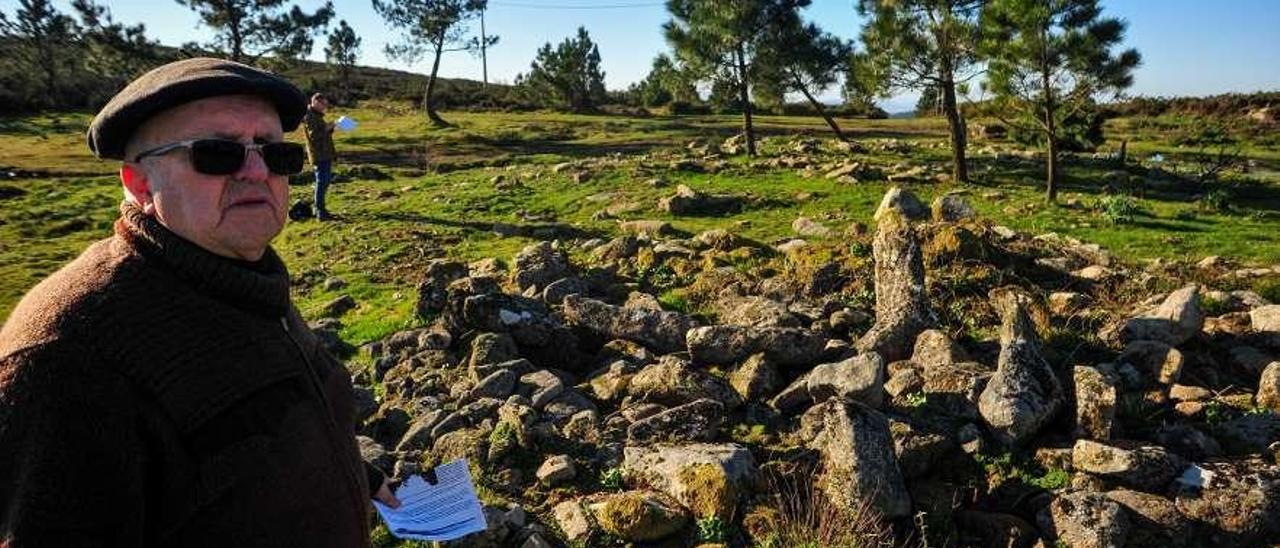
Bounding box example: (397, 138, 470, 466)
(0, 0, 78, 106)
(174, 0, 334, 65)
(859, 0, 982, 183)
(374, 0, 495, 126)
(518, 27, 606, 112)
(324, 19, 361, 102)
(756, 16, 855, 141)
(664, 0, 808, 156)
(980, 0, 1140, 201)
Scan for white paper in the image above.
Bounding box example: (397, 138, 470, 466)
(335, 116, 358, 132)
(1175, 464, 1214, 489)
(373, 459, 488, 541)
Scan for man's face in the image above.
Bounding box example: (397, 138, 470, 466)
(311, 96, 327, 113)
(124, 95, 289, 261)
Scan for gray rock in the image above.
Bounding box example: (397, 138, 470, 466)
(931, 193, 976, 222)
(415, 260, 468, 318)
(799, 398, 911, 518)
(470, 369, 517, 400)
(1075, 365, 1118, 440)
(627, 356, 740, 409)
(512, 241, 570, 293)
(1037, 491, 1130, 548)
(518, 369, 564, 409)
(1173, 457, 1280, 543)
(1119, 340, 1184, 386)
(1105, 490, 1193, 547)
(1259, 361, 1280, 411)
(542, 276, 588, 305)
(978, 288, 1064, 446)
(728, 353, 780, 402)
(856, 203, 934, 362)
(621, 443, 756, 519)
(1117, 284, 1203, 346)
(770, 353, 885, 412)
(1251, 304, 1280, 333)
(911, 329, 969, 370)
(322, 294, 357, 317)
(1213, 411, 1280, 454)
(552, 500, 592, 543)
(587, 491, 690, 542)
(562, 294, 697, 354)
(890, 419, 955, 479)
(627, 398, 724, 443)
(395, 411, 444, 452)
(873, 186, 929, 222)
(657, 184, 743, 216)
(792, 216, 834, 238)
(469, 332, 520, 377)
(717, 296, 802, 329)
(1072, 439, 1186, 491)
(536, 454, 577, 486)
(686, 324, 827, 368)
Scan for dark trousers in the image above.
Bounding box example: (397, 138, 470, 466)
(313, 161, 332, 215)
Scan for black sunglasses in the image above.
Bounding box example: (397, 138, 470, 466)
(132, 139, 306, 176)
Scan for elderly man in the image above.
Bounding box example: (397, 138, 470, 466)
(0, 58, 396, 546)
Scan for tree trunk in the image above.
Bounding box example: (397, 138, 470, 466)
(230, 18, 243, 62)
(795, 73, 847, 142)
(1045, 123, 1059, 202)
(1041, 56, 1057, 202)
(423, 39, 449, 127)
(939, 76, 969, 184)
(735, 44, 757, 157)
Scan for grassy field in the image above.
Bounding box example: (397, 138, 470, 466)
(3, 103, 1279, 350)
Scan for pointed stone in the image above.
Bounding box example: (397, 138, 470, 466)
(978, 287, 1064, 446)
(856, 202, 933, 362)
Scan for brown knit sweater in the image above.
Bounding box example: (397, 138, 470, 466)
(0, 202, 379, 547)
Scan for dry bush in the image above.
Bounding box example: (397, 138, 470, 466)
(747, 461, 900, 548)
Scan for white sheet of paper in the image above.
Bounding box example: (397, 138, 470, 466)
(335, 116, 357, 132)
(372, 459, 488, 541)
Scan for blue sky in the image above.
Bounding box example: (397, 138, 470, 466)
(5, 0, 1278, 112)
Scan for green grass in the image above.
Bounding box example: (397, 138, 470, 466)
(3, 104, 1279, 343)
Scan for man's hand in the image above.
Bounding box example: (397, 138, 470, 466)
(374, 477, 401, 508)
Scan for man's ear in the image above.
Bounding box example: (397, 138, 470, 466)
(120, 163, 155, 215)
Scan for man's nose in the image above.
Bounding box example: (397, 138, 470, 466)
(234, 147, 271, 182)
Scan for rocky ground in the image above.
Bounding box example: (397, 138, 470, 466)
(312, 183, 1280, 547)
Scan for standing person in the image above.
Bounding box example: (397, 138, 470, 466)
(303, 92, 338, 221)
(0, 58, 397, 546)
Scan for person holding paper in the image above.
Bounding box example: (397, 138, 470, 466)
(0, 58, 398, 547)
(303, 92, 338, 221)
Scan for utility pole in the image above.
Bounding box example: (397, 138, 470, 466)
(480, 6, 488, 88)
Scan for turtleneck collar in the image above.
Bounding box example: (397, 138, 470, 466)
(114, 201, 291, 318)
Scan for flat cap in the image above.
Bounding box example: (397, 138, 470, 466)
(87, 57, 307, 160)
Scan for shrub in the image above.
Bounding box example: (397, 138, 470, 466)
(1099, 195, 1142, 224)
(1200, 188, 1233, 212)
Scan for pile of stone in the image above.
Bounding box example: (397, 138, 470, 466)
(336, 187, 1280, 547)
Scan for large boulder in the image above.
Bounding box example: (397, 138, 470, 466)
(856, 198, 934, 362)
(931, 193, 977, 222)
(621, 443, 757, 520)
(798, 398, 910, 518)
(686, 324, 827, 368)
(978, 287, 1064, 446)
(1116, 284, 1203, 346)
(561, 294, 697, 354)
